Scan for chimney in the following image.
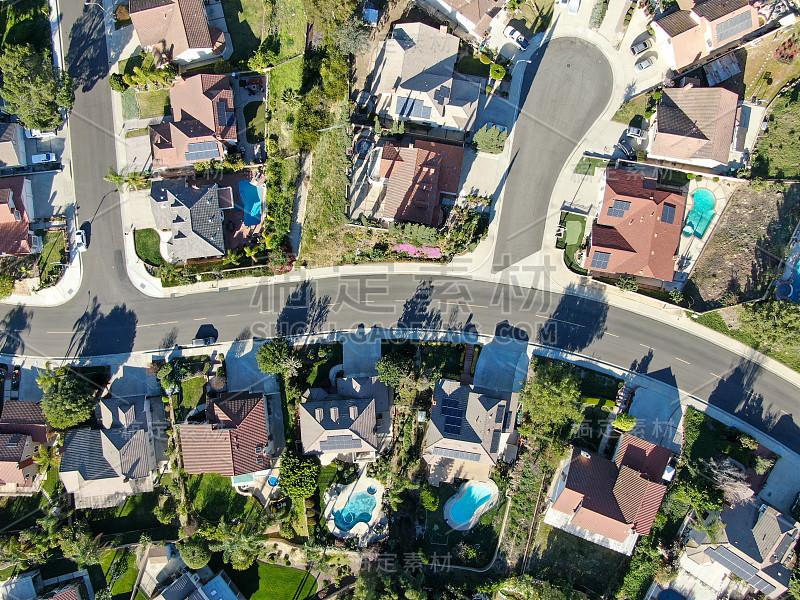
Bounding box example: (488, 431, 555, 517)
(349, 405, 359, 420)
(330, 406, 339, 422)
(315, 408, 323, 421)
(439, 25, 448, 34)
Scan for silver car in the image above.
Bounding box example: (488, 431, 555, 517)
(635, 56, 655, 72)
(630, 38, 653, 56)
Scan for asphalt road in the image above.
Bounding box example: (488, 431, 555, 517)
(492, 37, 613, 271)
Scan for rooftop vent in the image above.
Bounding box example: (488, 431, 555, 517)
(580, 450, 591, 459)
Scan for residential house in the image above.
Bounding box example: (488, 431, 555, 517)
(150, 178, 234, 262)
(586, 167, 687, 285)
(59, 397, 157, 509)
(0, 571, 43, 600)
(149, 74, 237, 171)
(421, 380, 519, 485)
(652, 0, 760, 70)
(683, 499, 798, 598)
(0, 400, 49, 495)
(42, 585, 85, 600)
(369, 140, 464, 226)
(419, 0, 502, 40)
(0, 176, 41, 256)
(544, 434, 673, 555)
(299, 377, 390, 465)
(0, 123, 27, 167)
(371, 22, 480, 131)
(648, 86, 739, 169)
(178, 392, 274, 484)
(152, 570, 245, 600)
(129, 0, 228, 65)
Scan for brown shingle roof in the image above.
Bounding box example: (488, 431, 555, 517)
(693, 0, 750, 21)
(655, 9, 698, 35)
(0, 400, 47, 443)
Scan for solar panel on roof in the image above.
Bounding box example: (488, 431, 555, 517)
(705, 547, 775, 594)
(395, 96, 432, 120)
(662, 203, 676, 224)
(607, 199, 631, 218)
(432, 446, 482, 462)
(591, 251, 611, 269)
(185, 141, 220, 162)
(489, 430, 502, 454)
(319, 435, 362, 451)
(716, 11, 752, 42)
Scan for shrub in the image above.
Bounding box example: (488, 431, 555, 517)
(420, 484, 439, 511)
(109, 73, 129, 92)
(479, 53, 492, 65)
(753, 455, 775, 475)
(178, 538, 211, 569)
(616, 276, 639, 292)
(739, 434, 759, 450)
(489, 63, 506, 80)
(669, 288, 684, 305)
(472, 124, 507, 154)
(613, 413, 637, 432)
(115, 4, 130, 20)
(686, 172, 696, 180)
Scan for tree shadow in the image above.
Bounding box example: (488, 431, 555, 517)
(275, 280, 331, 337)
(396, 280, 442, 330)
(160, 327, 178, 350)
(65, 6, 107, 92)
(0, 305, 33, 356)
(630, 348, 653, 374)
(536, 283, 608, 352)
(68, 297, 137, 357)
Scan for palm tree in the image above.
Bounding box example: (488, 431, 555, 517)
(281, 355, 302, 378)
(243, 245, 259, 263)
(34, 442, 60, 471)
(35, 362, 66, 392)
(222, 249, 242, 267)
(104, 167, 149, 192)
(208, 519, 268, 571)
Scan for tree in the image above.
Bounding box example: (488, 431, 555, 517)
(0, 45, 74, 130)
(616, 276, 639, 292)
(208, 520, 267, 570)
(668, 288, 684, 305)
(320, 50, 350, 100)
(613, 413, 637, 432)
(109, 73, 130, 92)
(255, 337, 296, 377)
(0, 274, 14, 299)
(790, 567, 800, 600)
(279, 452, 320, 498)
(303, 0, 358, 37)
(104, 167, 149, 192)
(518, 359, 582, 435)
(330, 16, 371, 54)
(153, 494, 178, 524)
(489, 63, 506, 80)
(178, 538, 211, 569)
(39, 366, 98, 429)
(248, 45, 278, 71)
(472, 124, 507, 154)
(739, 300, 800, 349)
(753, 455, 775, 475)
(34, 442, 60, 471)
(673, 478, 723, 514)
(419, 484, 439, 511)
(376, 352, 414, 388)
(351, 570, 426, 600)
(58, 521, 103, 567)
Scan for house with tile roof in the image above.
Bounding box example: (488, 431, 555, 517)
(0, 571, 42, 600)
(369, 139, 464, 227)
(0, 123, 27, 168)
(419, 0, 502, 40)
(648, 86, 739, 168)
(422, 380, 519, 485)
(371, 22, 481, 131)
(152, 569, 245, 600)
(544, 434, 672, 555)
(586, 167, 687, 285)
(0, 176, 41, 257)
(0, 400, 50, 495)
(683, 499, 799, 598)
(129, 0, 228, 65)
(150, 178, 234, 262)
(299, 377, 390, 465)
(652, 0, 759, 70)
(42, 584, 85, 600)
(59, 397, 157, 509)
(178, 392, 274, 481)
(0, 399, 49, 445)
(149, 74, 237, 171)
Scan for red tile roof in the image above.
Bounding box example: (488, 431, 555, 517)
(614, 433, 673, 483)
(130, 0, 215, 59)
(0, 177, 31, 256)
(179, 424, 234, 476)
(587, 168, 686, 281)
(378, 140, 464, 227)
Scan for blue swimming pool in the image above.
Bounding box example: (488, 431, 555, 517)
(333, 491, 377, 531)
(449, 483, 494, 525)
(683, 188, 716, 239)
(237, 180, 263, 226)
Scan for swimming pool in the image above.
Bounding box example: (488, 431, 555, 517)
(333, 490, 377, 532)
(237, 180, 263, 226)
(776, 236, 800, 302)
(683, 188, 716, 239)
(448, 482, 495, 526)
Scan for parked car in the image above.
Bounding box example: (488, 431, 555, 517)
(616, 140, 635, 159)
(630, 38, 653, 56)
(192, 336, 216, 347)
(627, 126, 647, 140)
(634, 56, 655, 72)
(568, 0, 580, 14)
(74, 229, 87, 253)
(24, 129, 57, 139)
(503, 26, 529, 50)
(31, 153, 56, 164)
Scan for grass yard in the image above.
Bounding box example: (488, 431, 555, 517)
(224, 562, 317, 600)
(743, 25, 800, 103)
(136, 89, 171, 119)
(125, 127, 150, 138)
(99, 549, 139, 600)
(180, 376, 206, 409)
(187, 473, 259, 522)
(528, 524, 627, 595)
(244, 101, 267, 144)
(221, 0, 267, 66)
(0, 494, 45, 531)
(752, 85, 800, 179)
(556, 212, 587, 274)
(83, 491, 161, 535)
(316, 465, 338, 510)
(36, 229, 67, 288)
(573, 156, 610, 176)
(456, 55, 490, 77)
(133, 228, 166, 266)
(611, 93, 648, 125)
(572, 405, 611, 451)
(271, 0, 306, 62)
(120, 87, 139, 120)
(268, 60, 304, 151)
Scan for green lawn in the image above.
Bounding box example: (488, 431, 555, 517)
(133, 228, 165, 266)
(268, 61, 304, 151)
(244, 101, 266, 144)
(221, 0, 266, 66)
(35, 229, 66, 288)
(99, 549, 139, 600)
(180, 376, 206, 409)
(120, 87, 139, 120)
(557, 212, 587, 274)
(272, 0, 306, 62)
(316, 464, 338, 511)
(573, 405, 611, 451)
(611, 93, 648, 125)
(0, 494, 44, 530)
(82, 491, 161, 535)
(752, 86, 800, 178)
(456, 56, 490, 77)
(136, 89, 171, 119)
(574, 156, 611, 176)
(125, 127, 150, 138)
(223, 562, 316, 600)
(186, 473, 258, 522)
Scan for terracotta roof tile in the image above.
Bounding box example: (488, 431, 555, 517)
(693, 0, 750, 21)
(178, 424, 233, 476)
(614, 433, 673, 482)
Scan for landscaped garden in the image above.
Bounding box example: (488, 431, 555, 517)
(556, 211, 587, 274)
(36, 228, 67, 288)
(133, 228, 165, 266)
(186, 473, 260, 522)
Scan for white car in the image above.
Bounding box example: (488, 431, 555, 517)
(627, 126, 647, 139)
(634, 56, 655, 72)
(74, 230, 87, 253)
(31, 153, 56, 164)
(24, 129, 57, 139)
(503, 26, 529, 50)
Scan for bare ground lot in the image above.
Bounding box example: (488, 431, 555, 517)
(685, 182, 800, 311)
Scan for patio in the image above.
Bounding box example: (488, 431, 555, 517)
(323, 475, 387, 546)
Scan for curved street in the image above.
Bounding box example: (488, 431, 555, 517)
(0, 12, 798, 458)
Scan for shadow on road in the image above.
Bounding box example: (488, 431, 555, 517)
(66, 8, 108, 92)
(536, 283, 607, 352)
(0, 305, 32, 356)
(68, 297, 137, 356)
(275, 280, 331, 337)
(397, 280, 442, 330)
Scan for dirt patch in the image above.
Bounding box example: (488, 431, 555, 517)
(685, 182, 800, 310)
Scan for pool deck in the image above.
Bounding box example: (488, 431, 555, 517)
(673, 179, 739, 289)
(323, 475, 387, 545)
(214, 171, 265, 250)
(443, 479, 499, 531)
